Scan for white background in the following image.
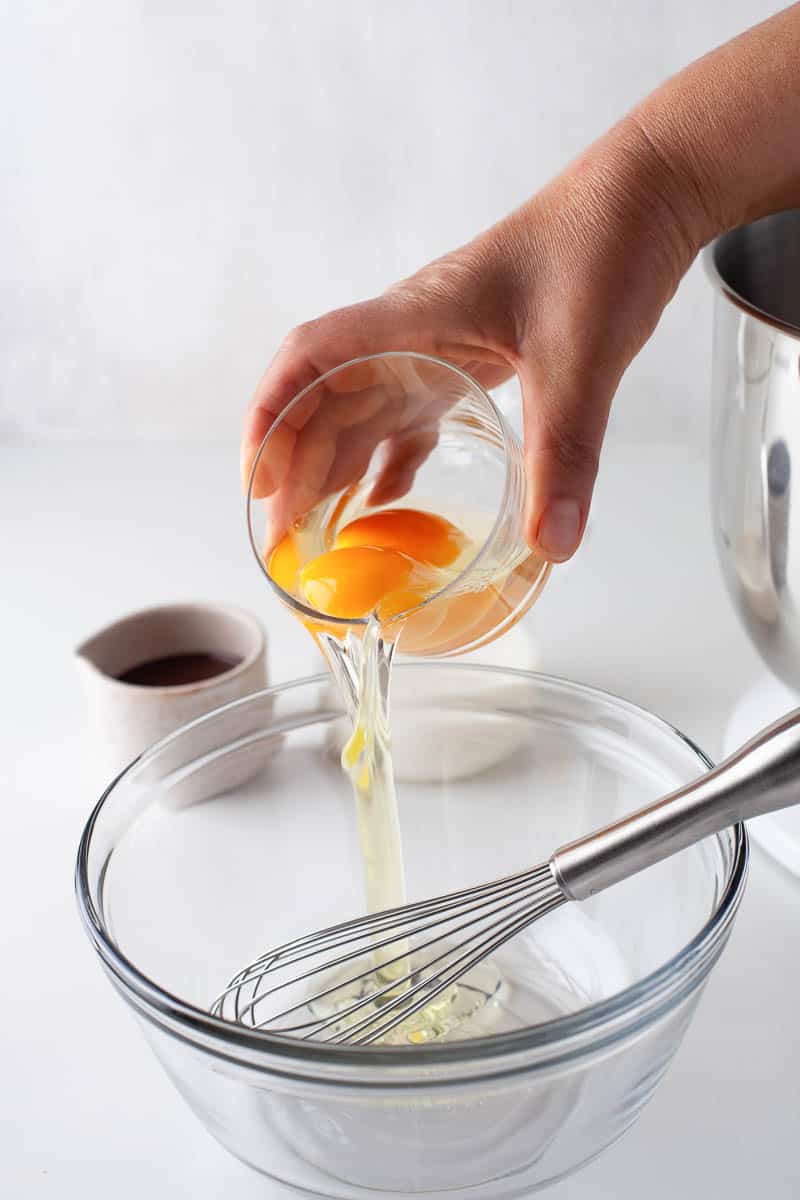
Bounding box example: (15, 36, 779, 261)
(0, 0, 781, 446)
(4, 4, 800, 1199)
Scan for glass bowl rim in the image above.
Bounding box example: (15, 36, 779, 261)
(75, 663, 748, 1082)
(245, 350, 541, 629)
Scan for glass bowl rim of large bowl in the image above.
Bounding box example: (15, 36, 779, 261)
(245, 349, 551, 630)
(75, 664, 748, 1084)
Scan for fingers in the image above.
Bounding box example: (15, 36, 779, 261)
(242, 286, 501, 545)
(241, 240, 527, 552)
(242, 300, 426, 492)
(520, 356, 619, 562)
(368, 426, 440, 507)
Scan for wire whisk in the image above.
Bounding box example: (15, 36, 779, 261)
(211, 706, 800, 1045)
(211, 864, 565, 1045)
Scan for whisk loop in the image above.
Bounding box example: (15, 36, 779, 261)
(210, 864, 565, 1045)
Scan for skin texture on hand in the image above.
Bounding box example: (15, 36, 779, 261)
(242, 3, 800, 562)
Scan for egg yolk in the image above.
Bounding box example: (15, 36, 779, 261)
(300, 546, 418, 619)
(268, 508, 469, 622)
(334, 509, 465, 568)
(267, 531, 301, 594)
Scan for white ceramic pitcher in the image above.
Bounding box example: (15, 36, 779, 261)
(76, 603, 269, 804)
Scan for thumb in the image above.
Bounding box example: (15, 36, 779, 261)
(520, 356, 619, 562)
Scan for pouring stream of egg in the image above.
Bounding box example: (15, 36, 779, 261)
(270, 508, 498, 1031)
(268, 505, 582, 1042)
(270, 508, 469, 923)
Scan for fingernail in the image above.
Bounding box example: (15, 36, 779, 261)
(537, 498, 582, 561)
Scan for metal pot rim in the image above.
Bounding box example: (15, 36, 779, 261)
(704, 217, 800, 339)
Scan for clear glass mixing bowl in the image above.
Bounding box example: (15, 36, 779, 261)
(76, 665, 747, 1198)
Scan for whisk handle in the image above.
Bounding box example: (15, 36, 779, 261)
(550, 707, 800, 901)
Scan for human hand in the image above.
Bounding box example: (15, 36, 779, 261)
(242, 4, 800, 562)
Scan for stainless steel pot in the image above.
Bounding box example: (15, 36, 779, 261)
(706, 211, 800, 691)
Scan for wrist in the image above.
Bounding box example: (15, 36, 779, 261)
(612, 7, 800, 251)
(597, 113, 714, 276)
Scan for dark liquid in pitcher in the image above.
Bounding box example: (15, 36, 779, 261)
(116, 652, 240, 687)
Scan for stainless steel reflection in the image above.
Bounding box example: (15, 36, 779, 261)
(706, 211, 800, 689)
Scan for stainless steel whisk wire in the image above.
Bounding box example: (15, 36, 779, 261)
(212, 864, 565, 1044)
(211, 706, 800, 1045)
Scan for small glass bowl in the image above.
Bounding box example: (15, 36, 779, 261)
(246, 352, 550, 656)
(76, 665, 747, 1197)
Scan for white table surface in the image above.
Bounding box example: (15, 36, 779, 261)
(3, 438, 799, 1199)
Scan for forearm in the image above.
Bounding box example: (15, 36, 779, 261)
(484, 3, 800, 343)
(623, 3, 800, 248)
